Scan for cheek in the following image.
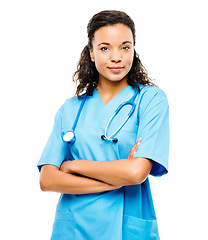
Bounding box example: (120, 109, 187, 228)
(94, 61, 102, 74)
(129, 52, 134, 66)
(125, 55, 134, 71)
(94, 54, 107, 70)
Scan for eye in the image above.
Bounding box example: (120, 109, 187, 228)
(100, 47, 109, 51)
(122, 46, 130, 50)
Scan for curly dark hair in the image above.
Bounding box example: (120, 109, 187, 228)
(73, 10, 156, 98)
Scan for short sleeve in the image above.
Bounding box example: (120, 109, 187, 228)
(37, 107, 70, 172)
(134, 88, 169, 177)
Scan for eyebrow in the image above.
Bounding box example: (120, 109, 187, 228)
(122, 41, 132, 45)
(98, 42, 110, 46)
(98, 41, 132, 46)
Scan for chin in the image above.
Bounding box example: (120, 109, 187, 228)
(109, 76, 128, 82)
(106, 73, 127, 81)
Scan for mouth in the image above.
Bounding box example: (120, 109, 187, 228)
(107, 66, 124, 73)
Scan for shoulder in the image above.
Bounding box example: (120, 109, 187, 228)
(138, 85, 169, 115)
(60, 95, 83, 112)
(138, 84, 168, 106)
(139, 85, 168, 101)
(64, 96, 81, 108)
(54, 95, 81, 123)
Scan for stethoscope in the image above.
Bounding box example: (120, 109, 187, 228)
(63, 87, 138, 144)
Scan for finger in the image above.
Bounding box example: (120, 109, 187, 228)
(133, 138, 142, 150)
(136, 137, 142, 145)
(128, 138, 142, 159)
(128, 152, 135, 159)
(128, 147, 137, 159)
(133, 139, 141, 149)
(129, 139, 142, 158)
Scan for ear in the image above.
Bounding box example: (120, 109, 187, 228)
(89, 47, 95, 62)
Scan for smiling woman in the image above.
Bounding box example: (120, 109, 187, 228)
(73, 10, 155, 99)
(38, 10, 169, 240)
(89, 24, 134, 93)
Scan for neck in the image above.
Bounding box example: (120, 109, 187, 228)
(96, 76, 129, 105)
(97, 76, 129, 94)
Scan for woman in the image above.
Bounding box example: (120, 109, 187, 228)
(38, 10, 169, 240)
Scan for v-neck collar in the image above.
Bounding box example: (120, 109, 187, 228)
(94, 85, 132, 107)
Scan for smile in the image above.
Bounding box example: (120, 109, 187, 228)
(107, 66, 124, 73)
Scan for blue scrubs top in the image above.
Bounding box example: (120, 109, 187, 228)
(38, 85, 169, 240)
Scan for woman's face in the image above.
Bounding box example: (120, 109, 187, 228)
(89, 24, 134, 85)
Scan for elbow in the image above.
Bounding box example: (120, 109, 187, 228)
(40, 181, 47, 192)
(128, 169, 147, 185)
(126, 158, 153, 185)
(39, 166, 54, 192)
(40, 176, 55, 192)
(39, 175, 49, 192)
(127, 161, 151, 185)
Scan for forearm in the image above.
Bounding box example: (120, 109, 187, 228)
(70, 157, 153, 186)
(40, 165, 120, 195)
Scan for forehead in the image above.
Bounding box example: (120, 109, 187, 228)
(93, 23, 134, 45)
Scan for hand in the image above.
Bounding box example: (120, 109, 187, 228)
(60, 160, 73, 174)
(128, 137, 142, 159)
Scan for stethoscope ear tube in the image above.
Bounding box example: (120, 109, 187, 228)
(128, 103, 136, 117)
(112, 138, 118, 143)
(63, 87, 138, 144)
(101, 87, 138, 142)
(101, 135, 118, 143)
(101, 135, 106, 140)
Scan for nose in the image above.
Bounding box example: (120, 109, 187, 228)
(110, 49, 122, 63)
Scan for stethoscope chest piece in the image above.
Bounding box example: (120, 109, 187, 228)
(62, 94, 87, 144)
(63, 130, 76, 144)
(62, 88, 138, 144)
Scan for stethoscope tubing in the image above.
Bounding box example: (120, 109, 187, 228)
(63, 94, 87, 143)
(104, 113, 130, 140)
(71, 94, 87, 131)
(103, 87, 138, 141)
(63, 87, 138, 143)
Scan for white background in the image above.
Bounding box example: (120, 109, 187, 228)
(0, 0, 207, 239)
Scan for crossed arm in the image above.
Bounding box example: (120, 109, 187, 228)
(40, 138, 153, 195)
